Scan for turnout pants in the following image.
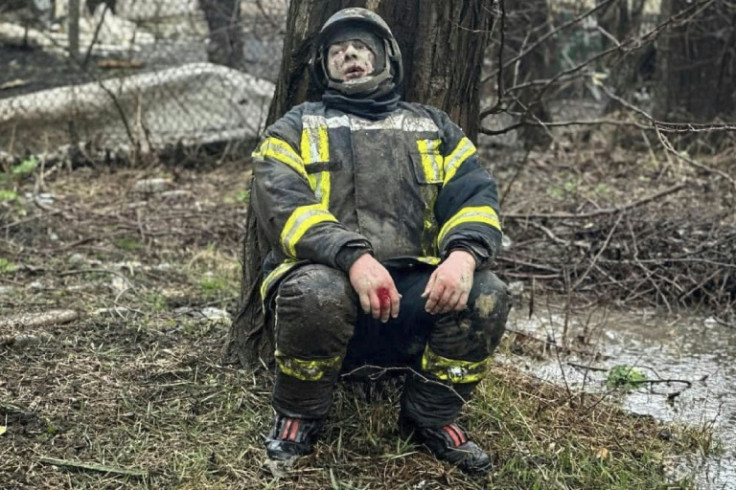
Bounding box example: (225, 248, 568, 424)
(269, 263, 510, 428)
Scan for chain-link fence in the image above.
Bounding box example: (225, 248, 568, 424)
(0, 0, 288, 160)
(4, 1, 728, 163)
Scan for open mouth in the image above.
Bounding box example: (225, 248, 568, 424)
(344, 65, 365, 79)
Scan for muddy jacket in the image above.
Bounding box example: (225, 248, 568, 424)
(251, 101, 503, 299)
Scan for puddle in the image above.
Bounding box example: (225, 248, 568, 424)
(503, 305, 735, 489)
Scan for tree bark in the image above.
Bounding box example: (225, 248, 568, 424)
(199, 0, 246, 70)
(223, 0, 495, 370)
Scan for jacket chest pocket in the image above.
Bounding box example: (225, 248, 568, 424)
(411, 139, 444, 185)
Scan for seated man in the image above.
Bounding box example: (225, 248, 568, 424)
(251, 7, 510, 474)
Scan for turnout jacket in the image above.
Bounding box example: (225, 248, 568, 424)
(251, 100, 503, 300)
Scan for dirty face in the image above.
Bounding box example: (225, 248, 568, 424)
(326, 40, 376, 82)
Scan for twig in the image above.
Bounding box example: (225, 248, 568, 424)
(82, 4, 110, 69)
(654, 127, 736, 190)
(568, 362, 608, 373)
(505, 183, 688, 220)
(482, 0, 616, 85)
(57, 268, 135, 289)
(39, 457, 147, 478)
(572, 212, 623, 290)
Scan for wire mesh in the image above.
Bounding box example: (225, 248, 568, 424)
(0, 0, 288, 158)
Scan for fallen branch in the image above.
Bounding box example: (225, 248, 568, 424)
(39, 457, 147, 478)
(0, 310, 78, 329)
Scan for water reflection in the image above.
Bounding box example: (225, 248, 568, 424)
(503, 306, 735, 490)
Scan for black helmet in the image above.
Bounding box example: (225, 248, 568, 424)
(309, 8, 403, 95)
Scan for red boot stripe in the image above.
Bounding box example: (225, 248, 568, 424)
(280, 419, 293, 440)
(442, 425, 462, 447)
(450, 424, 467, 445)
(288, 419, 300, 441)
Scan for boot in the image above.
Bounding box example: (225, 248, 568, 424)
(399, 416, 492, 473)
(266, 414, 324, 461)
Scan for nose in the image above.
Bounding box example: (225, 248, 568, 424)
(344, 43, 358, 59)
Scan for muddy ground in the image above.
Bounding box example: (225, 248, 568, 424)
(1, 133, 733, 488)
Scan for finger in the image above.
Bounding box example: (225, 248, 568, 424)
(425, 283, 445, 314)
(440, 289, 462, 314)
(380, 304, 390, 323)
(359, 292, 371, 315)
(377, 286, 392, 323)
(455, 291, 470, 311)
(379, 288, 391, 323)
(421, 271, 437, 298)
(390, 287, 401, 319)
(369, 291, 381, 319)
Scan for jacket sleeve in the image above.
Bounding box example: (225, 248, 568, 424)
(431, 109, 503, 268)
(251, 106, 371, 270)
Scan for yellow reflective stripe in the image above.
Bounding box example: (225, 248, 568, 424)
(443, 137, 476, 186)
(420, 345, 488, 383)
(301, 122, 332, 207)
(254, 137, 308, 180)
(260, 259, 299, 301)
(437, 206, 501, 247)
(275, 351, 343, 381)
(417, 139, 444, 183)
(281, 203, 338, 257)
(417, 256, 441, 265)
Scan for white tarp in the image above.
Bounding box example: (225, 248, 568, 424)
(0, 8, 155, 55)
(116, 0, 200, 21)
(0, 62, 274, 156)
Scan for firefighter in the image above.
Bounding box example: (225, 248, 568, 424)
(251, 7, 510, 474)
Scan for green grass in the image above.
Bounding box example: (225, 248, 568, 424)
(605, 365, 647, 390)
(0, 257, 17, 273)
(114, 236, 142, 251)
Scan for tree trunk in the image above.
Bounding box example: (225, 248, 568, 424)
(497, 0, 554, 150)
(199, 0, 246, 70)
(222, 0, 495, 370)
(654, 0, 736, 149)
(68, 0, 80, 63)
(600, 0, 654, 113)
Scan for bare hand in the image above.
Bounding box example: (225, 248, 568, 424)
(422, 250, 475, 314)
(348, 254, 400, 322)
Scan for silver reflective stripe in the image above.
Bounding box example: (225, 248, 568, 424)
(302, 113, 439, 132)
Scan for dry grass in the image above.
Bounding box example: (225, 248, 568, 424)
(0, 158, 708, 489)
